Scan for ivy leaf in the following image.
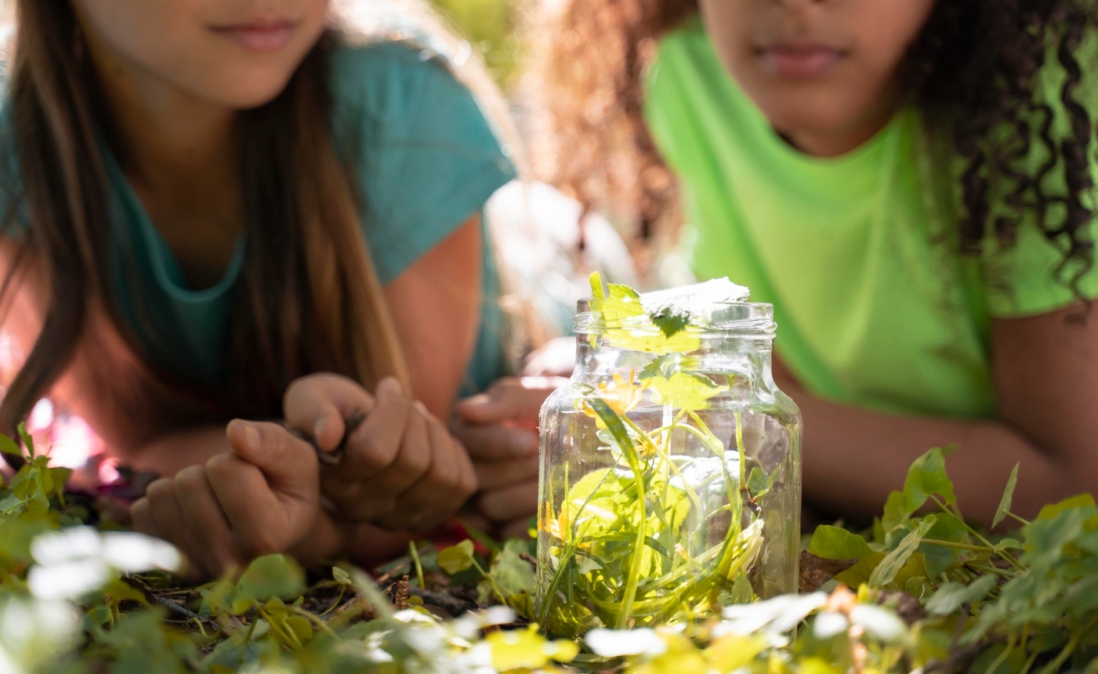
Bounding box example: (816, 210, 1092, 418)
(1037, 494, 1096, 521)
(588, 273, 701, 355)
(17, 423, 34, 459)
(649, 310, 690, 339)
(809, 526, 873, 561)
(438, 539, 476, 575)
(925, 575, 997, 616)
(903, 448, 957, 514)
(869, 516, 936, 587)
(881, 491, 908, 533)
(919, 511, 969, 579)
(992, 463, 1019, 528)
(647, 372, 727, 411)
(0, 434, 22, 459)
(747, 467, 779, 500)
(231, 555, 305, 614)
(332, 567, 351, 586)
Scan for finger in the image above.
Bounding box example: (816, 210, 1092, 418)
(477, 480, 539, 523)
(226, 420, 319, 502)
(395, 413, 478, 531)
(473, 455, 540, 491)
(207, 453, 304, 560)
(339, 378, 410, 482)
(454, 377, 565, 425)
(365, 402, 432, 507)
(284, 374, 377, 451)
(144, 478, 205, 575)
(174, 465, 241, 576)
(449, 420, 538, 460)
(131, 497, 156, 537)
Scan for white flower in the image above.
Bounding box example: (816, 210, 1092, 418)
(27, 527, 182, 601)
(586, 628, 667, 657)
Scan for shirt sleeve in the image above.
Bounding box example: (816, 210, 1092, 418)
(329, 42, 517, 285)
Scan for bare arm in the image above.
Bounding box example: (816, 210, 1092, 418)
(787, 304, 1098, 525)
(384, 216, 483, 420)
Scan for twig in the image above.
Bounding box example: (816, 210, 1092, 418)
(408, 587, 477, 616)
(155, 595, 202, 622)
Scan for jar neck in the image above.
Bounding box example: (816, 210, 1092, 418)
(573, 333, 777, 389)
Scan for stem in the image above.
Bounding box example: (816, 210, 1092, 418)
(472, 558, 507, 605)
(985, 636, 1015, 674)
(1006, 511, 1031, 526)
(617, 444, 648, 629)
(921, 539, 995, 552)
(409, 542, 425, 589)
(622, 416, 702, 512)
(259, 609, 303, 651)
(1034, 615, 1098, 674)
(294, 607, 340, 640)
(933, 496, 1025, 571)
(537, 544, 578, 626)
(734, 410, 746, 490)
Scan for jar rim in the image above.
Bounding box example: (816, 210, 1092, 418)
(573, 299, 776, 337)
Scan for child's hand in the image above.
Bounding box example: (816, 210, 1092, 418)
(452, 377, 568, 537)
(283, 374, 477, 532)
(130, 420, 326, 581)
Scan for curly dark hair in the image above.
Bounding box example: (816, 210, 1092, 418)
(535, 0, 1097, 294)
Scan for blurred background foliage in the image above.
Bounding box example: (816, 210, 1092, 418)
(426, 0, 524, 88)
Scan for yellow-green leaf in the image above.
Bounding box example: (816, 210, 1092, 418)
(437, 539, 475, 575)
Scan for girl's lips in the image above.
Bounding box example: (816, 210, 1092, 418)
(209, 20, 298, 53)
(757, 45, 846, 79)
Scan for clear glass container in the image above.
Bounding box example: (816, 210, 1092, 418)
(536, 297, 802, 638)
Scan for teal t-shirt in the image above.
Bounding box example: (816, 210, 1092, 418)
(645, 20, 1098, 420)
(3, 40, 516, 396)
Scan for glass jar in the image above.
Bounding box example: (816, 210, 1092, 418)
(536, 288, 802, 638)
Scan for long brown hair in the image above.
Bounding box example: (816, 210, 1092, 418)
(536, 0, 1098, 296)
(0, 1, 411, 444)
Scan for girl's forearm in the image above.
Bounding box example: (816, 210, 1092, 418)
(789, 386, 1080, 525)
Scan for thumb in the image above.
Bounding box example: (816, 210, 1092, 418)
(226, 420, 318, 496)
(455, 377, 566, 425)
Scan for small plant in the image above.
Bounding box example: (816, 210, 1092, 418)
(537, 274, 794, 637)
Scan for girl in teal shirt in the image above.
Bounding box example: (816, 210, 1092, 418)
(464, 0, 1098, 530)
(0, 0, 524, 578)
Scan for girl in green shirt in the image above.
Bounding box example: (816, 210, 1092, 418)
(484, 0, 1098, 528)
(0, 0, 534, 578)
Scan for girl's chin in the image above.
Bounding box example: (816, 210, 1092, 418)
(191, 72, 299, 110)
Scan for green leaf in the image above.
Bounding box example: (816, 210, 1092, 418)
(588, 273, 701, 354)
(438, 539, 476, 575)
(646, 372, 726, 411)
(924, 575, 997, 616)
(869, 516, 936, 587)
(919, 511, 969, 579)
(17, 423, 33, 458)
(881, 491, 909, 533)
(649, 310, 690, 339)
(809, 525, 873, 561)
(0, 434, 22, 458)
(231, 555, 305, 614)
(1037, 494, 1096, 521)
(903, 448, 957, 514)
(992, 463, 1019, 528)
(332, 567, 351, 586)
(747, 467, 779, 500)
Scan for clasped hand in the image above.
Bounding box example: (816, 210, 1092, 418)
(132, 374, 479, 579)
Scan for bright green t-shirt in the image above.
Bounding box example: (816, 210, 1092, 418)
(645, 21, 1098, 419)
(1, 40, 517, 396)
